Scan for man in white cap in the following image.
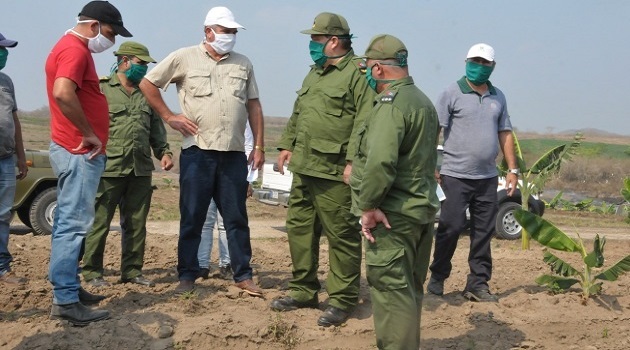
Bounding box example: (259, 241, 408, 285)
(140, 6, 265, 296)
(427, 43, 518, 302)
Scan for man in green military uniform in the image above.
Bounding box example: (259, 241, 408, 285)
(350, 35, 439, 349)
(82, 41, 173, 288)
(270, 12, 375, 327)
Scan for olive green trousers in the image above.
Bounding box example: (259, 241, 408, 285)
(365, 212, 434, 350)
(82, 175, 153, 281)
(285, 173, 362, 311)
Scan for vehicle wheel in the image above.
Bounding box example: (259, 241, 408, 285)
(29, 187, 57, 236)
(16, 206, 32, 228)
(495, 201, 522, 240)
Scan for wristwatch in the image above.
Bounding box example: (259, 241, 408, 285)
(508, 168, 520, 176)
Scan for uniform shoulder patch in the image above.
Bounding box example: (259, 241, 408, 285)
(379, 90, 397, 103)
(99, 75, 110, 81)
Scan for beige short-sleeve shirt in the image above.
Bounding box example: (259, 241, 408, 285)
(145, 43, 259, 151)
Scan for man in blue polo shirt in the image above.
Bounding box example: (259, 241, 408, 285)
(427, 43, 518, 302)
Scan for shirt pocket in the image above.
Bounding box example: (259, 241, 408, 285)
(365, 246, 408, 291)
(186, 70, 212, 97)
(308, 137, 344, 175)
(229, 68, 248, 101)
(104, 144, 125, 170)
(321, 88, 347, 118)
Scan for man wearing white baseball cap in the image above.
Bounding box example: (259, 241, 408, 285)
(139, 6, 265, 297)
(427, 43, 518, 302)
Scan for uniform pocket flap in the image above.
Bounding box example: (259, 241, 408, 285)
(108, 104, 127, 114)
(296, 86, 309, 96)
(366, 247, 405, 267)
(310, 138, 342, 154)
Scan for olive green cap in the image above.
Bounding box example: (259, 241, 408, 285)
(113, 41, 156, 63)
(363, 34, 408, 66)
(300, 12, 351, 36)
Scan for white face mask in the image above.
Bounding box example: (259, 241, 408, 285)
(207, 28, 236, 55)
(67, 19, 115, 53)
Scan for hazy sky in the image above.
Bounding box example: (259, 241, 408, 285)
(2, 0, 629, 135)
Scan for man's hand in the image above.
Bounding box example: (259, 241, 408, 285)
(73, 134, 102, 160)
(277, 150, 292, 175)
(161, 155, 174, 171)
(435, 169, 441, 185)
(166, 114, 198, 137)
(16, 158, 28, 180)
(361, 208, 391, 243)
(343, 163, 352, 185)
(249, 148, 265, 170)
(505, 173, 518, 196)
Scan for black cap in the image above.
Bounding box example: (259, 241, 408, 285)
(79, 1, 132, 37)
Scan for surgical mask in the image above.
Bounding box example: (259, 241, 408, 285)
(466, 61, 494, 86)
(121, 60, 148, 83)
(365, 65, 377, 91)
(67, 20, 115, 53)
(208, 28, 236, 55)
(364, 63, 396, 92)
(309, 39, 329, 68)
(0, 48, 7, 71)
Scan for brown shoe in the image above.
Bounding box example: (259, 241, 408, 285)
(174, 280, 195, 294)
(235, 279, 263, 297)
(0, 271, 27, 285)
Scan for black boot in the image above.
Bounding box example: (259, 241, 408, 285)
(50, 302, 110, 326)
(78, 287, 106, 305)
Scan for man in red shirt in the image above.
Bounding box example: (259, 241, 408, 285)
(45, 0, 132, 326)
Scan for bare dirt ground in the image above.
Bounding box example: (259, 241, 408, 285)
(2, 199, 630, 350)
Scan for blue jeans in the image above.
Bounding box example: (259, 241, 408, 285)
(0, 156, 16, 274)
(197, 199, 230, 269)
(178, 147, 251, 282)
(48, 142, 105, 305)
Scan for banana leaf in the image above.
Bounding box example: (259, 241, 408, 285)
(528, 144, 567, 175)
(535, 275, 580, 290)
(622, 177, 630, 201)
(514, 209, 580, 252)
(543, 250, 580, 277)
(595, 255, 630, 281)
(583, 235, 605, 268)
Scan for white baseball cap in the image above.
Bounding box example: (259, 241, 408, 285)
(467, 43, 495, 62)
(204, 6, 244, 29)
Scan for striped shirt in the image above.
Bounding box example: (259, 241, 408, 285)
(145, 43, 259, 151)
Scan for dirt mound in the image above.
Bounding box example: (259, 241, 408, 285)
(2, 220, 629, 350)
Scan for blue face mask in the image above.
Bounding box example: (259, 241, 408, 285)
(365, 65, 377, 91)
(309, 39, 329, 68)
(125, 62, 148, 84)
(0, 48, 8, 71)
(466, 61, 494, 86)
(364, 63, 397, 92)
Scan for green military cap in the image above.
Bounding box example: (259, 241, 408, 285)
(113, 41, 156, 63)
(300, 12, 351, 37)
(364, 34, 408, 66)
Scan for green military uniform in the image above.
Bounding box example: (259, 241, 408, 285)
(350, 35, 439, 349)
(82, 43, 171, 282)
(277, 33, 375, 311)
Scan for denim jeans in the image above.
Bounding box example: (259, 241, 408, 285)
(0, 155, 16, 274)
(48, 142, 105, 305)
(178, 147, 251, 282)
(197, 199, 230, 269)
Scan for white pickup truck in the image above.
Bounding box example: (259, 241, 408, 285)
(253, 148, 544, 240)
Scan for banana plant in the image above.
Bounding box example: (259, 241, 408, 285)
(622, 177, 630, 224)
(499, 132, 582, 249)
(514, 208, 630, 300)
